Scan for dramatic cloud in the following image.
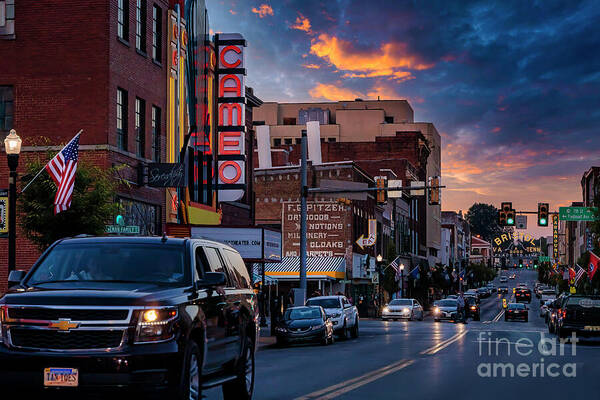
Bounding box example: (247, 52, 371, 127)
(290, 13, 312, 34)
(251, 4, 273, 18)
(302, 64, 321, 69)
(310, 34, 434, 81)
(309, 83, 364, 101)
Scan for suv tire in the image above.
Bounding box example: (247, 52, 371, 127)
(177, 341, 202, 400)
(223, 336, 255, 400)
(339, 321, 349, 340)
(350, 318, 359, 338)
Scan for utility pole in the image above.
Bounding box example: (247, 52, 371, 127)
(298, 129, 308, 305)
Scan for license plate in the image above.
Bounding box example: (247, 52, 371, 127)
(584, 326, 600, 332)
(44, 368, 79, 387)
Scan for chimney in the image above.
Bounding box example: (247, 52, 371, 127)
(306, 120, 322, 164)
(256, 125, 272, 168)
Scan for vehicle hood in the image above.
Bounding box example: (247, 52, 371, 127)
(387, 305, 412, 311)
(437, 306, 457, 312)
(282, 318, 323, 329)
(1, 284, 190, 306)
(323, 308, 343, 315)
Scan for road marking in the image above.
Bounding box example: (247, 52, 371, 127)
(492, 310, 505, 322)
(294, 359, 415, 400)
(420, 329, 469, 355)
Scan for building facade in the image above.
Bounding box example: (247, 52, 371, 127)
(441, 211, 471, 271)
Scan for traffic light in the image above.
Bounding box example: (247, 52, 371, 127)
(500, 202, 514, 226)
(538, 203, 549, 226)
(376, 176, 388, 205)
(519, 258, 523, 268)
(428, 176, 441, 206)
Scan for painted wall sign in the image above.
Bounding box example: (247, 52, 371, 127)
(216, 33, 246, 202)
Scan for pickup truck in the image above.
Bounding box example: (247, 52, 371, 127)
(556, 295, 600, 338)
(0, 236, 258, 399)
(306, 295, 359, 338)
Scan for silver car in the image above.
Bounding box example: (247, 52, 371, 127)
(433, 299, 459, 322)
(382, 298, 424, 321)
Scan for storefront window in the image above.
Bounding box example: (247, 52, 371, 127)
(118, 197, 160, 236)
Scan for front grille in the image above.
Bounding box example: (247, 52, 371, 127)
(8, 308, 129, 321)
(10, 328, 124, 350)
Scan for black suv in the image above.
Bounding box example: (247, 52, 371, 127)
(0, 236, 258, 399)
(556, 295, 600, 338)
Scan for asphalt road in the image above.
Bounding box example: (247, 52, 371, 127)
(205, 269, 600, 400)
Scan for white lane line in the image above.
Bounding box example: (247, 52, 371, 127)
(420, 329, 469, 355)
(294, 359, 415, 400)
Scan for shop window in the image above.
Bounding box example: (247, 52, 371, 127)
(117, 197, 159, 236)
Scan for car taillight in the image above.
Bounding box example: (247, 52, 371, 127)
(471, 306, 476, 310)
(561, 309, 566, 318)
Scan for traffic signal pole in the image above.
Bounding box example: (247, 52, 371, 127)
(298, 130, 308, 306)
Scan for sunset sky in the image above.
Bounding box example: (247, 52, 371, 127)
(207, 0, 600, 238)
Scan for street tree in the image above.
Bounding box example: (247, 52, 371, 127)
(19, 159, 120, 251)
(465, 203, 503, 243)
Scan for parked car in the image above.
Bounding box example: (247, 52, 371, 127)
(274, 306, 334, 346)
(555, 295, 600, 338)
(541, 289, 557, 302)
(0, 236, 258, 399)
(382, 298, 424, 321)
(306, 296, 359, 339)
(433, 299, 459, 322)
(465, 296, 480, 321)
(505, 303, 529, 322)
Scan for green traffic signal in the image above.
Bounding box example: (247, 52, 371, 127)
(507, 217, 514, 225)
(539, 218, 547, 225)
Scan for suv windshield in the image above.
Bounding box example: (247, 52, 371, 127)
(306, 299, 341, 309)
(27, 243, 188, 286)
(284, 308, 322, 320)
(389, 299, 412, 306)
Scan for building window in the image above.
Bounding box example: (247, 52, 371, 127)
(284, 138, 293, 145)
(295, 138, 302, 145)
(152, 5, 162, 63)
(151, 105, 161, 161)
(117, 197, 159, 236)
(384, 116, 394, 123)
(328, 137, 336, 142)
(0, 86, 14, 134)
(283, 117, 296, 125)
(135, 97, 146, 158)
(117, 0, 129, 41)
(0, 0, 15, 38)
(136, 0, 147, 53)
(273, 138, 281, 147)
(117, 88, 128, 151)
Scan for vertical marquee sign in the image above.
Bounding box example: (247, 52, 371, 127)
(215, 33, 246, 202)
(552, 214, 559, 260)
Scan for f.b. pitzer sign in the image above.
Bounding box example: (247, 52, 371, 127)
(147, 163, 187, 188)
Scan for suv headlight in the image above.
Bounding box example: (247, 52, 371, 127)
(134, 308, 178, 343)
(0, 306, 5, 344)
(329, 313, 341, 318)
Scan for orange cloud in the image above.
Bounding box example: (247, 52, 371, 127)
(366, 84, 399, 100)
(303, 64, 321, 69)
(291, 13, 312, 34)
(309, 83, 364, 101)
(251, 4, 273, 18)
(491, 127, 501, 133)
(310, 34, 434, 81)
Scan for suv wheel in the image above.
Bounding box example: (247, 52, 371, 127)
(350, 319, 359, 338)
(177, 341, 202, 400)
(223, 337, 255, 400)
(339, 321, 349, 340)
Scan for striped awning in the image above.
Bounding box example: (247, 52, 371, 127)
(252, 273, 278, 285)
(253, 257, 346, 280)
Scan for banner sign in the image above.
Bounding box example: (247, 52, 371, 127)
(0, 189, 7, 238)
(559, 207, 598, 221)
(147, 163, 187, 187)
(191, 226, 281, 261)
(553, 214, 559, 259)
(216, 33, 246, 202)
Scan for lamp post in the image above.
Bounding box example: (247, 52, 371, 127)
(4, 130, 22, 273)
(376, 254, 383, 316)
(400, 264, 405, 298)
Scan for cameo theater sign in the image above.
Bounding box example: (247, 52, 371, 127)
(282, 201, 351, 257)
(216, 33, 246, 202)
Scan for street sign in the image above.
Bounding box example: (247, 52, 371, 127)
(559, 207, 598, 221)
(105, 225, 140, 234)
(516, 215, 527, 230)
(411, 181, 425, 196)
(372, 274, 379, 284)
(388, 180, 403, 198)
(539, 256, 551, 262)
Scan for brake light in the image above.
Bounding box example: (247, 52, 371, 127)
(471, 306, 476, 310)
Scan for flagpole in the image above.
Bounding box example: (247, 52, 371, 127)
(20, 130, 83, 193)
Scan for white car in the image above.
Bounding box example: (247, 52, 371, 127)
(382, 298, 424, 321)
(540, 289, 557, 302)
(306, 296, 359, 338)
(540, 299, 553, 317)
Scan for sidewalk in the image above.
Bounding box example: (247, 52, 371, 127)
(258, 320, 276, 350)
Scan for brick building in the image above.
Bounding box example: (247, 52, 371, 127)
(0, 0, 171, 289)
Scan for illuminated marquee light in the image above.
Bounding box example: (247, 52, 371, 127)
(216, 33, 246, 202)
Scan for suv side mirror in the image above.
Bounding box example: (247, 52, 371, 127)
(200, 272, 227, 287)
(8, 270, 26, 287)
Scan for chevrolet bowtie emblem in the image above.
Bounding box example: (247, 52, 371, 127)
(48, 319, 79, 331)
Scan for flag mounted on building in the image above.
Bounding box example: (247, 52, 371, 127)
(574, 264, 586, 285)
(387, 256, 402, 282)
(46, 132, 81, 214)
(588, 252, 599, 281)
(409, 266, 420, 280)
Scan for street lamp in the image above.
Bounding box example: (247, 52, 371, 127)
(376, 254, 383, 316)
(376, 254, 383, 263)
(4, 129, 22, 273)
(400, 264, 405, 298)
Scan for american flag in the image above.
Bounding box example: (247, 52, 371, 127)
(46, 133, 81, 214)
(574, 264, 586, 285)
(387, 256, 401, 281)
